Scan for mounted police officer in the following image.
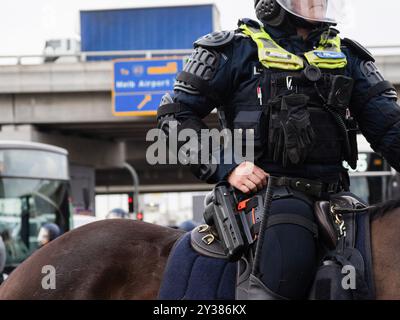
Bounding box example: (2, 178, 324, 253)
(157, 0, 400, 300)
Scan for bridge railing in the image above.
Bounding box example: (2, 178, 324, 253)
(0, 49, 194, 65)
(1, 46, 400, 65)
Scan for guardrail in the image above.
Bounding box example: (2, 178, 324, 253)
(367, 45, 400, 50)
(0, 49, 194, 65)
(368, 45, 400, 57)
(349, 171, 394, 178)
(1, 46, 400, 65)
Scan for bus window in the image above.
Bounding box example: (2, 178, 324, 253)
(0, 142, 71, 272)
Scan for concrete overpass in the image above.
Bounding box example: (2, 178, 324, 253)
(0, 52, 218, 196)
(0, 52, 399, 196)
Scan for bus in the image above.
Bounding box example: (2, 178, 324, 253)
(347, 135, 398, 205)
(0, 141, 71, 273)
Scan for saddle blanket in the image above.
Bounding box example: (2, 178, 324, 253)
(157, 231, 236, 300)
(158, 212, 372, 300)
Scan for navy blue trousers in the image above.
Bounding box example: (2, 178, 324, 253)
(258, 194, 318, 299)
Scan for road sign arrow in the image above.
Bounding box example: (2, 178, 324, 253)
(137, 95, 152, 110)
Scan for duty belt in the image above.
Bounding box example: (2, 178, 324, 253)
(234, 176, 339, 242)
(273, 176, 341, 198)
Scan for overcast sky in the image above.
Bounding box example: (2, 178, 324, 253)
(1, 0, 400, 55)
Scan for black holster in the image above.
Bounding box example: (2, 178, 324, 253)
(203, 182, 247, 262)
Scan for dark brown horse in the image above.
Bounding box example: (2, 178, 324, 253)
(0, 220, 184, 300)
(0, 199, 400, 300)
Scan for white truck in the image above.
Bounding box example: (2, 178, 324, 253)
(43, 37, 81, 63)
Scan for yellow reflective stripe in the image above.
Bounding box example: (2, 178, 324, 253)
(305, 35, 347, 69)
(304, 51, 347, 69)
(240, 24, 304, 70)
(240, 24, 346, 70)
(319, 32, 341, 52)
(240, 24, 277, 49)
(261, 49, 304, 70)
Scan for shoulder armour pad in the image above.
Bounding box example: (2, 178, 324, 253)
(194, 30, 235, 49)
(174, 46, 220, 96)
(342, 38, 375, 62)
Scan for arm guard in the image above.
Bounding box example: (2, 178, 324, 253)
(174, 30, 235, 100)
(346, 40, 400, 172)
(343, 38, 398, 104)
(174, 46, 220, 98)
(360, 61, 398, 103)
(157, 93, 218, 182)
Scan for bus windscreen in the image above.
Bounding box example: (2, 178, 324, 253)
(0, 149, 68, 180)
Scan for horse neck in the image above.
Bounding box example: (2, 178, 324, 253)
(371, 207, 400, 299)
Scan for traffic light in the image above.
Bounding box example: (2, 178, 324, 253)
(128, 193, 134, 213)
(128, 193, 142, 220)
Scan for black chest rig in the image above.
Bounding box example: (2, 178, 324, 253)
(228, 22, 359, 169)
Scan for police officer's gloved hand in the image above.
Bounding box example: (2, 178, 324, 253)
(282, 94, 315, 165)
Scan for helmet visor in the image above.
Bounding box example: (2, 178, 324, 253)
(276, 0, 343, 24)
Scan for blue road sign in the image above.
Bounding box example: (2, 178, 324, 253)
(112, 58, 185, 116)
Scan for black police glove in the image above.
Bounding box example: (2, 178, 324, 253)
(281, 94, 315, 165)
(268, 94, 315, 166)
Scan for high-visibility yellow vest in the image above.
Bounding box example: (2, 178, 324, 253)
(239, 23, 347, 71)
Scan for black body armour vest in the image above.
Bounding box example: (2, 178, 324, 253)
(226, 22, 358, 171)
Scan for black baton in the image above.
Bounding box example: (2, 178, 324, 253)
(252, 175, 279, 276)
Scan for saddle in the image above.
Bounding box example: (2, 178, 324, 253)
(191, 224, 227, 260)
(189, 193, 375, 300)
(314, 194, 370, 250)
(310, 193, 375, 300)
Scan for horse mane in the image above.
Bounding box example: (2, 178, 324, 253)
(369, 198, 400, 221)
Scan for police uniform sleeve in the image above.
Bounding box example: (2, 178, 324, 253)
(157, 31, 240, 183)
(345, 39, 400, 172)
